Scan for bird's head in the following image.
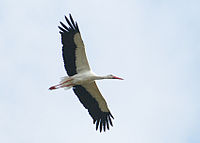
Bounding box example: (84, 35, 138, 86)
(107, 74, 124, 80)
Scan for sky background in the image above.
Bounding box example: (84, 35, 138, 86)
(0, 0, 200, 143)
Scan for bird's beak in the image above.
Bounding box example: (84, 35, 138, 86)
(113, 76, 124, 80)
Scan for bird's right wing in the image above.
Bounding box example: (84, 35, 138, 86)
(58, 14, 90, 76)
(73, 82, 114, 132)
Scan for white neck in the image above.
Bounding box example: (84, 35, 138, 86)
(95, 75, 112, 80)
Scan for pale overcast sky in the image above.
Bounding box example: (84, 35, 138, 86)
(0, 0, 200, 143)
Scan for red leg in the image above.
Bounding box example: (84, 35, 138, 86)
(61, 83, 75, 88)
(49, 86, 57, 90)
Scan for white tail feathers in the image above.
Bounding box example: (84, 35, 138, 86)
(60, 76, 70, 83)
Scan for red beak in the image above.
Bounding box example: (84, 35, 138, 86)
(113, 76, 124, 80)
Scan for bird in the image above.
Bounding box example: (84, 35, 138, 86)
(49, 14, 123, 132)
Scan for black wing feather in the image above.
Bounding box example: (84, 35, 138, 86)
(69, 14, 77, 29)
(73, 85, 114, 132)
(60, 22, 70, 31)
(65, 16, 75, 30)
(58, 26, 67, 33)
(59, 14, 80, 76)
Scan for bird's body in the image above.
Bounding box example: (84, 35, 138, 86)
(49, 14, 123, 132)
(68, 71, 103, 85)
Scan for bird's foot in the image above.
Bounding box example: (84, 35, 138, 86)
(49, 86, 57, 90)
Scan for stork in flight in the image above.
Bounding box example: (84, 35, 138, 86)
(49, 14, 123, 132)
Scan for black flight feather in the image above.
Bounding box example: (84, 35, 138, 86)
(73, 85, 114, 132)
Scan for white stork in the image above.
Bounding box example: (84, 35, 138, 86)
(49, 14, 123, 132)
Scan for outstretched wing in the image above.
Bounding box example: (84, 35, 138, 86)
(73, 82, 114, 132)
(58, 14, 90, 76)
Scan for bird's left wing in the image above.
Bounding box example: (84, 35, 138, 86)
(58, 14, 90, 76)
(73, 82, 114, 132)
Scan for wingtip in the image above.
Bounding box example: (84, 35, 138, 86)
(110, 113, 114, 119)
(96, 120, 100, 131)
(100, 122, 103, 132)
(69, 13, 72, 18)
(64, 15, 68, 21)
(108, 116, 113, 127)
(58, 26, 67, 33)
(103, 122, 106, 132)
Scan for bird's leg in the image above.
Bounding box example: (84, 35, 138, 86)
(60, 78, 72, 85)
(61, 83, 75, 88)
(49, 78, 72, 90)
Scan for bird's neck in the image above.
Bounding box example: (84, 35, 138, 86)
(95, 75, 111, 80)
